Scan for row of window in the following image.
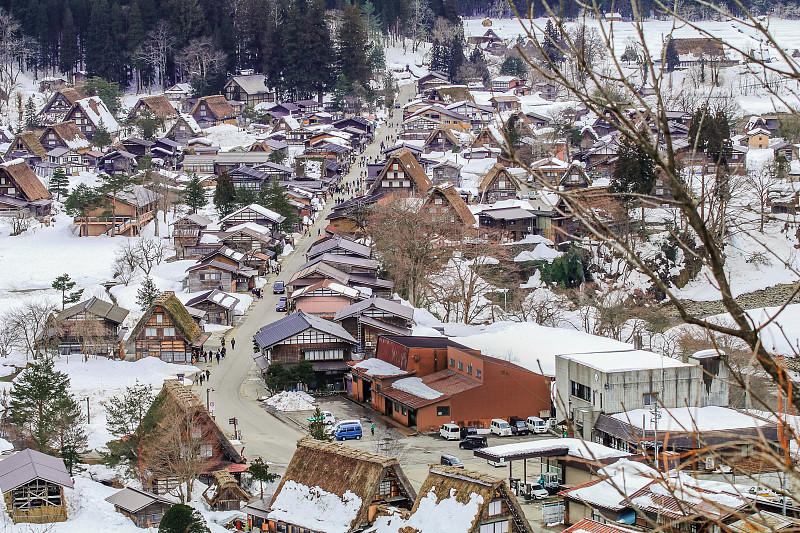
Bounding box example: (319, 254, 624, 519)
(570, 380, 591, 402)
(146, 327, 176, 337)
(304, 349, 344, 361)
(448, 357, 481, 378)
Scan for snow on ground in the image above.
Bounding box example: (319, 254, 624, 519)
(203, 124, 258, 151)
(50, 356, 202, 451)
(266, 391, 316, 411)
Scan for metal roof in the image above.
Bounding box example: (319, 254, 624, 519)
(333, 297, 414, 322)
(253, 310, 357, 349)
(57, 296, 129, 324)
(186, 289, 240, 310)
(380, 335, 473, 351)
(105, 486, 172, 513)
(297, 253, 379, 272)
(0, 449, 74, 492)
(307, 236, 372, 260)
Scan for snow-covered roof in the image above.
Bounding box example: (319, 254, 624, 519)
(610, 406, 771, 433)
(352, 358, 407, 377)
(220, 203, 285, 224)
(557, 349, 693, 373)
(392, 377, 442, 400)
(75, 96, 120, 133)
(369, 484, 485, 533)
(225, 222, 273, 235)
(477, 438, 631, 462)
(268, 480, 362, 533)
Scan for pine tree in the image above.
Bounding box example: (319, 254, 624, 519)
(9, 358, 87, 453)
(248, 457, 278, 499)
(136, 276, 160, 311)
(542, 19, 563, 67)
(665, 37, 679, 72)
(184, 173, 206, 213)
(612, 134, 656, 232)
(65, 184, 102, 236)
(304, 0, 335, 101)
(260, 177, 297, 232)
(134, 109, 163, 140)
(213, 170, 236, 216)
(85, 0, 114, 80)
(449, 28, 466, 81)
(430, 41, 450, 74)
(500, 55, 527, 77)
(59, 8, 79, 79)
(92, 118, 112, 149)
(52, 273, 84, 310)
(23, 96, 36, 129)
(34, 0, 49, 74)
(98, 172, 140, 236)
(49, 167, 69, 201)
(158, 504, 210, 533)
(308, 406, 331, 441)
(337, 3, 371, 90)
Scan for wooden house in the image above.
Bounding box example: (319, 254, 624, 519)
(429, 160, 463, 186)
(253, 310, 358, 388)
(334, 297, 413, 357)
(267, 437, 417, 533)
(478, 163, 522, 203)
(423, 126, 460, 153)
(185, 289, 239, 326)
(0, 158, 53, 217)
(190, 95, 237, 128)
(491, 75, 523, 91)
(307, 235, 372, 260)
(202, 471, 250, 511)
(105, 486, 173, 528)
(39, 122, 91, 153)
(140, 379, 246, 494)
(243, 497, 272, 532)
(166, 113, 203, 143)
(164, 83, 192, 108)
(560, 163, 591, 191)
(552, 186, 627, 243)
(150, 138, 181, 169)
(422, 182, 476, 226)
(369, 465, 532, 533)
(63, 96, 121, 140)
(37, 88, 83, 125)
(424, 84, 472, 104)
(268, 102, 300, 118)
(128, 95, 178, 122)
(530, 156, 570, 186)
(289, 279, 364, 319)
(218, 222, 277, 254)
(0, 450, 73, 524)
(477, 206, 546, 242)
(6, 132, 47, 161)
(185, 247, 257, 293)
(747, 127, 771, 149)
(416, 71, 450, 93)
(98, 150, 138, 175)
(46, 296, 129, 357)
(219, 203, 286, 232)
(130, 291, 210, 363)
(46, 147, 86, 175)
(369, 148, 433, 197)
(78, 184, 161, 236)
(172, 213, 212, 258)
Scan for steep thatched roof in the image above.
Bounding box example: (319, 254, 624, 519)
(203, 470, 250, 507)
(10, 132, 47, 157)
(191, 95, 236, 121)
(423, 126, 460, 150)
(478, 163, 521, 192)
(59, 88, 83, 105)
(129, 291, 203, 344)
(133, 95, 178, 119)
(0, 159, 51, 201)
(423, 182, 476, 226)
(371, 148, 433, 194)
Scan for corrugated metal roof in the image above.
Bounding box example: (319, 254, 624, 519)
(380, 370, 481, 409)
(105, 486, 172, 513)
(253, 310, 357, 349)
(333, 297, 414, 322)
(564, 519, 637, 533)
(58, 296, 129, 324)
(357, 316, 411, 336)
(0, 449, 74, 492)
(307, 237, 372, 260)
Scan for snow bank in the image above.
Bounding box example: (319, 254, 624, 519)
(353, 358, 406, 377)
(266, 391, 315, 411)
(391, 377, 442, 400)
(268, 480, 362, 533)
(513, 243, 562, 262)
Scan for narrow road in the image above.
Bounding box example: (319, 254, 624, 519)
(202, 83, 416, 468)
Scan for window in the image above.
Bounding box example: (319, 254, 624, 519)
(570, 380, 591, 402)
(145, 327, 157, 337)
(458, 362, 463, 371)
(498, 180, 506, 188)
(377, 480, 393, 497)
(436, 406, 450, 416)
(7, 187, 15, 196)
(401, 406, 407, 415)
(156, 314, 163, 323)
(488, 500, 502, 516)
(304, 349, 344, 360)
(467, 364, 472, 375)
(480, 522, 509, 533)
(644, 393, 658, 406)
(200, 444, 213, 457)
(163, 327, 175, 337)
(434, 198, 443, 205)
(476, 369, 482, 378)
(449, 358, 455, 367)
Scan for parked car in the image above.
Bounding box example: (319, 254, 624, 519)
(307, 410, 336, 425)
(273, 280, 285, 294)
(332, 421, 362, 441)
(526, 416, 548, 434)
(459, 426, 478, 438)
(439, 423, 461, 440)
(527, 482, 549, 500)
(459, 435, 488, 450)
(440, 454, 464, 468)
(510, 420, 530, 436)
(276, 297, 288, 312)
(490, 418, 512, 437)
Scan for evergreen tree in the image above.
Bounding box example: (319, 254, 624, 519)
(308, 406, 331, 441)
(9, 358, 87, 453)
(612, 134, 656, 231)
(49, 167, 69, 201)
(235, 186, 259, 208)
(184, 173, 206, 213)
(305, 0, 335, 101)
(59, 8, 79, 79)
(85, 0, 115, 80)
(52, 273, 84, 310)
(500, 55, 527, 77)
(665, 37, 680, 72)
(448, 28, 466, 81)
(290, 358, 316, 388)
(64, 184, 102, 236)
(213, 170, 236, 216)
(430, 41, 450, 74)
(34, 0, 50, 74)
(92, 119, 112, 150)
(248, 457, 278, 499)
(23, 96, 36, 129)
(268, 149, 287, 165)
(136, 276, 160, 311)
(260, 177, 297, 232)
(688, 106, 731, 169)
(264, 0, 288, 98)
(83, 77, 122, 115)
(264, 361, 290, 392)
(134, 109, 163, 140)
(337, 3, 371, 90)
(542, 19, 563, 67)
(158, 504, 210, 533)
(103, 382, 154, 460)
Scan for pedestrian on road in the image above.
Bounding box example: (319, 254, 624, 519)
(221, 337, 226, 349)
(371, 423, 375, 436)
(216, 352, 221, 364)
(231, 338, 236, 350)
(199, 373, 204, 385)
(221, 346, 227, 358)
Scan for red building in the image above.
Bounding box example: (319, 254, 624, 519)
(347, 336, 551, 432)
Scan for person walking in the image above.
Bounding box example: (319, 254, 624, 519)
(221, 337, 226, 349)
(370, 423, 375, 436)
(231, 338, 236, 350)
(216, 352, 221, 364)
(199, 373, 204, 385)
(205, 369, 210, 380)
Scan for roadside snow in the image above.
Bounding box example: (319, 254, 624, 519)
(266, 391, 316, 411)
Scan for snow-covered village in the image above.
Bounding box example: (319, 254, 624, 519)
(3, 0, 800, 531)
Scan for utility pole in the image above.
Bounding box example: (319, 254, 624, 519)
(86, 397, 90, 424)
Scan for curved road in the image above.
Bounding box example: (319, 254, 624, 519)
(203, 83, 416, 469)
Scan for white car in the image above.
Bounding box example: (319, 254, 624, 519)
(490, 419, 512, 437)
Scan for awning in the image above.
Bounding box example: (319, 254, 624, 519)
(312, 361, 350, 373)
(191, 332, 211, 347)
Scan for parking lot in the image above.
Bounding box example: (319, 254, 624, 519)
(273, 394, 565, 531)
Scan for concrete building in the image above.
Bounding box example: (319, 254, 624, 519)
(555, 349, 729, 441)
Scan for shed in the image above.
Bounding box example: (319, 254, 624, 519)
(105, 486, 173, 528)
(0, 449, 73, 524)
(202, 470, 250, 511)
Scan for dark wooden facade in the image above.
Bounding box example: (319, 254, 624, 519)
(131, 291, 209, 363)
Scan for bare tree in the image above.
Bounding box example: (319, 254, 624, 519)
(176, 37, 226, 87)
(5, 299, 57, 359)
(745, 160, 780, 233)
(0, 10, 32, 112)
(4, 209, 33, 236)
(506, 288, 569, 328)
(0, 317, 16, 358)
(134, 22, 175, 93)
(136, 237, 166, 275)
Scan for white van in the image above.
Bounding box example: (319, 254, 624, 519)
(526, 416, 548, 434)
(439, 423, 461, 440)
(490, 419, 512, 437)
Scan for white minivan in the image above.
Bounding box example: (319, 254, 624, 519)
(526, 416, 548, 434)
(490, 419, 512, 437)
(439, 423, 461, 440)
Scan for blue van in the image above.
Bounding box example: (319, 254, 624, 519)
(333, 421, 363, 441)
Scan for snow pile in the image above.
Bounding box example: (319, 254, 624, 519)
(265, 391, 316, 411)
(391, 377, 442, 400)
(369, 487, 484, 533)
(204, 124, 257, 151)
(520, 271, 542, 288)
(268, 480, 362, 533)
(513, 243, 562, 262)
(353, 358, 407, 377)
(506, 234, 554, 246)
(611, 406, 770, 432)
